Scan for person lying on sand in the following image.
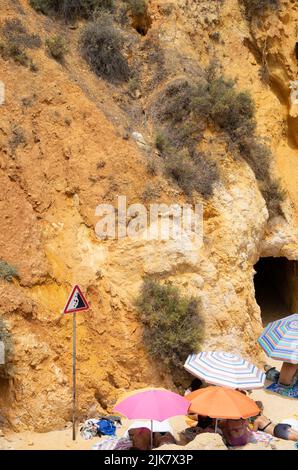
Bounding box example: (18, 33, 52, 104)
(252, 401, 298, 442)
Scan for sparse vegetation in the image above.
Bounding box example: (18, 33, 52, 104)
(165, 150, 219, 198)
(80, 14, 130, 82)
(30, 0, 114, 20)
(136, 278, 204, 373)
(9, 126, 26, 150)
(146, 156, 159, 176)
(142, 183, 160, 201)
(0, 41, 30, 66)
(241, 0, 279, 18)
(153, 63, 285, 215)
(155, 130, 169, 153)
(153, 78, 219, 198)
(2, 18, 41, 49)
(0, 260, 18, 282)
(126, 0, 148, 16)
(46, 35, 68, 62)
(0, 19, 40, 69)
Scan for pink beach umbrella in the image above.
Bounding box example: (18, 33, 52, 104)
(113, 388, 190, 448)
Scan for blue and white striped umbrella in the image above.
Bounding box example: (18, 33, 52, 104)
(184, 351, 265, 390)
(258, 314, 298, 364)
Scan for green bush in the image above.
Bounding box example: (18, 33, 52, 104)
(46, 35, 68, 61)
(80, 15, 130, 82)
(136, 278, 204, 371)
(0, 261, 18, 282)
(30, 0, 114, 20)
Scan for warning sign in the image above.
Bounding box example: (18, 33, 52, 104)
(64, 285, 89, 314)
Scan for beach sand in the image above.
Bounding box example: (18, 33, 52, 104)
(0, 386, 297, 450)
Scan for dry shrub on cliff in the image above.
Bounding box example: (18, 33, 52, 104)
(80, 15, 130, 82)
(0, 260, 18, 282)
(153, 79, 219, 198)
(154, 65, 285, 215)
(0, 41, 30, 66)
(46, 35, 68, 62)
(2, 18, 41, 50)
(126, 0, 148, 16)
(30, 0, 114, 20)
(165, 150, 219, 198)
(136, 279, 204, 373)
(259, 179, 286, 217)
(241, 0, 279, 18)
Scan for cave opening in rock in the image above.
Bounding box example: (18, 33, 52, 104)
(254, 257, 298, 326)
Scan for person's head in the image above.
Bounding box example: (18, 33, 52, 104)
(236, 388, 247, 395)
(255, 400, 264, 414)
(197, 415, 213, 429)
(225, 419, 246, 436)
(190, 378, 203, 391)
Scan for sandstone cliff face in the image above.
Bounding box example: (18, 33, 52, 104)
(0, 0, 297, 431)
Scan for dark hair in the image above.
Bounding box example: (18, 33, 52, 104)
(197, 416, 213, 429)
(190, 378, 203, 391)
(255, 401, 264, 412)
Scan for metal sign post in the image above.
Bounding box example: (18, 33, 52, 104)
(64, 285, 90, 441)
(72, 311, 77, 441)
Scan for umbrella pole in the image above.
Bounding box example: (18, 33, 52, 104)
(215, 418, 218, 434)
(151, 419, 153, 449)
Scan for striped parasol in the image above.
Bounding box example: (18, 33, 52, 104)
(184, 351, 265, 389)
(258, 313, 298, 364)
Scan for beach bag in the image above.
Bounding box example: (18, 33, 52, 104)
(97, 418, 116, 436)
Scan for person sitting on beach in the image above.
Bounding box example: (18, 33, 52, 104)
(252, 401, 298, 442)
(184, 378, 203, 396)
(128, 427, 151, 450)
(221, 419, 252, 447)
(196, 415, 218, 434)
(279, 362, 298, 387)
(184, 378, 204, 427)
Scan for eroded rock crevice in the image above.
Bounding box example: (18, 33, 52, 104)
(254, 257, 298, 326)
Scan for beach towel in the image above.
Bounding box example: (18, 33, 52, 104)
(250, 431, 276, 446)
(92, 437, 132, 450)
(266, 382, 298, 398)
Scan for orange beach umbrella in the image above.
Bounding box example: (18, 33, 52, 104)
(186, 386, 260, 420)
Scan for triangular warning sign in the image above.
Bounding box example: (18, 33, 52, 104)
(64, 285, 89, 314)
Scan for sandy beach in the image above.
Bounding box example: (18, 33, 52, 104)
(1, 386, 297, 451)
